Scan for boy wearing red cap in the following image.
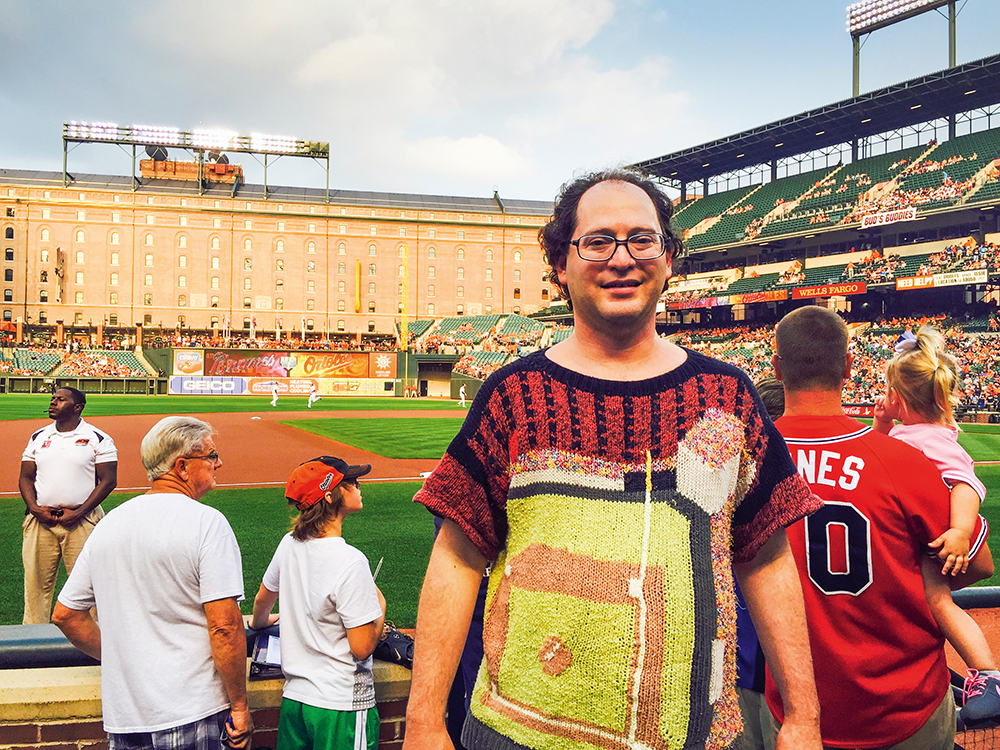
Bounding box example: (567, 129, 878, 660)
(251, 456, 386, 750)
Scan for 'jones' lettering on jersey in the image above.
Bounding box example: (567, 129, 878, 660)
(795, 449, 864, 490)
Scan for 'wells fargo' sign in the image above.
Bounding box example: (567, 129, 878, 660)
(792, 281, 867, 299)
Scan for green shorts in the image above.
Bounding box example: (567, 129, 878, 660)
(277, 699, 379, 750)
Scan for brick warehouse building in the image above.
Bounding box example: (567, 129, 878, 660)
(0, 166, 554, 337)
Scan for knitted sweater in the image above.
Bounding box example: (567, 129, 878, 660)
(416, 348, 820, 750)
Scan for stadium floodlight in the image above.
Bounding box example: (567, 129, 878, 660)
(250, 133, 299, 154)
(62, 121, 332, 200)
(131, 125, 182, 146)
(191, 129, 240, 151)
(847, 0, 950, 36)
(66, 121, 120, 141)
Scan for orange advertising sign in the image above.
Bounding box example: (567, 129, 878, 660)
(173, 349, 205, 376)
(895, 275, 935, 291)
(369, 352, 397, 378)
(288, 352, 369, 378)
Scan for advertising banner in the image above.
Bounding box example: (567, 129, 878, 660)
(286, 352, 371, 378)
(247, 377, 318, 396)
(792, 281, 867, 299)
(933, 268, 988, 288)
(860, 207, 917, 229)
(729, 289, 787, 305)
(245, 377, 396, 397)
(843, 404, 875, 418)
(199, 350, 399, 379)
(668, 297, 721, 311)
(204, 350, 296, 378)
(169, 376, 247, 395)
(895, 275, 935, 291)
(370, 352, 397, 378)
(173, 349, 205, 376)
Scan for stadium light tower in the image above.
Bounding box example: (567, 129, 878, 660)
(848, 0, 956, 96)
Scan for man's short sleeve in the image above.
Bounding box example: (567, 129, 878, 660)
(94, 430, 118, 464)
(197, 511, 244, 603)
(731, 387, 822, 563)
(22, 430, 43, 463)
(335, 556, 383, 629)
(414, 380, 511, 561)
(57, 539, 97, 611)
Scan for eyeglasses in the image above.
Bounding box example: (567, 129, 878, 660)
(569, 233, 669, 262)
(184, 451, 220, 463)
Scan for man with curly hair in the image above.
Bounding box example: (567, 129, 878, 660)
(405, 170, 822, 750)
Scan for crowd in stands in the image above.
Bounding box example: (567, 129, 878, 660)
(841, 251, 906, 284)
(777, 261, 805, 285)
(59, 351, 148, 378)
(666, 314, 1000, 411)
(420, 333, 473, 354)
(453, 354, 505, 380)
(6, 301, 1000, 413)
(846, 176, 975, 222)
(902, 152, 978, 177)
(144, 333, 398, 352)
(495, 326, 544, 353)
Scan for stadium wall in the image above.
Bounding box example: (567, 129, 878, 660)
(0, 663, 412, 750)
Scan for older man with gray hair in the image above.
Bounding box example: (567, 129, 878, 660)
(53, 416, 252, 750)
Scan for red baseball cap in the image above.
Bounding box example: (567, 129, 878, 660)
(285, 456, 372, 510)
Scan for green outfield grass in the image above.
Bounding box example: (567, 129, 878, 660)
(0, 481, 433, 627)
(955, 425, 1000, 463)
(2, 400, 998, 628)
(0, 393, 463, 421)
(282, 417, 465, 459)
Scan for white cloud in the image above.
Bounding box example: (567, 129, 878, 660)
(396, 134, 531, 184)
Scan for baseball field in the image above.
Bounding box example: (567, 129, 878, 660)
(2, 393, 999, 633)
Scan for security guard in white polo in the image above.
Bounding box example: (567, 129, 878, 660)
(19, 387, 117, 624)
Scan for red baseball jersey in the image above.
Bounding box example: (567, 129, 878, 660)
(765, 415, 951, 748)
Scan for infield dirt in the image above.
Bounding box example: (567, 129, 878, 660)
(0, 410, 451, 494)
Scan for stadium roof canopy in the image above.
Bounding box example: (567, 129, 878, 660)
(631, 53, 1000, 188)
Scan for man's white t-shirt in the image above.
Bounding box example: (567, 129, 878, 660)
(263, 533, 382, 712)
(58, 493, 244, 733)
(22, 418, 117, 507)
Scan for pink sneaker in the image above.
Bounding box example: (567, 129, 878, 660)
(960, 669, 1000, 728)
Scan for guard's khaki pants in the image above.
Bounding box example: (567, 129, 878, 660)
(21, 506, 104, 624)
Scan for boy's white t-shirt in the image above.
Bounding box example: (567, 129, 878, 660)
(263, 533, 383, 711)
(57, 493, 244, 733)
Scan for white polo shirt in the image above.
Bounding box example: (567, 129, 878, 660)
(22, 418, 117, 508)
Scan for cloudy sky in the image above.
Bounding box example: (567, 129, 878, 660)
(1, 0, 997, 202)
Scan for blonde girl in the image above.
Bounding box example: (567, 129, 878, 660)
(874, 325, 997, 727)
